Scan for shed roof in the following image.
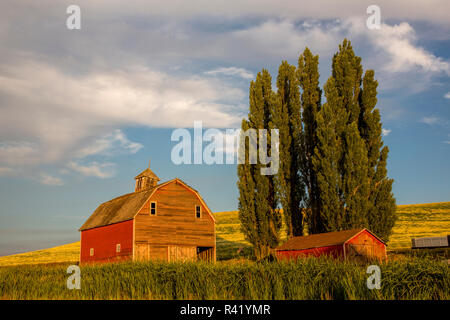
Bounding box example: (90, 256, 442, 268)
(276, 228, 385, 251)
(79, 178, 215, 231)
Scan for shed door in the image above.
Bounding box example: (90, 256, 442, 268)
(135, 242, 149, 261)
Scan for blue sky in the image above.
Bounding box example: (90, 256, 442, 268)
(0, 1, 449, 255)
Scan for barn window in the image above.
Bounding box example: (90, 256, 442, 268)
(90, 248, 94, 256)
(116, 244, 121, 253)
(150, 201, 157, 215)
(196, 205, 201, 218)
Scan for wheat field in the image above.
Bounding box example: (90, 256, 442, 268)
(0, 202, 448, 266)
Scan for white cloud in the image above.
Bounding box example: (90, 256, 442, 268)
(347, 19, 450, 76)
(49, 1, 450, 25)
(0, 142, 40, 166)
(0, 3, 449, 184)
(0, 57, 245, 182)
(67, 161, 116, 179)
(76, 130, 143, 158)
(382, 128, 391, 136)
(444, 92, 450, 99)
(39, 173, 64, 186)
(204, 67, 254, 79)
(420, 116, 449, 126)
(444, 141, 450, 144)
(0, 59, 243, 132)
(377, 24, 449, 74)
(420, 116, 440, 125)
(230, 19, 343, 62)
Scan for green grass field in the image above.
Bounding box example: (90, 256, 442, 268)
(0, 256, 448, 300)
(0, 202, 448, 266)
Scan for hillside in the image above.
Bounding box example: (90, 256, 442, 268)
(389, 202, 450, 249)
(0, 202, 448, 266)
(0, 242, 80, 267)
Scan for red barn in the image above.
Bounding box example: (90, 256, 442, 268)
(79, 165, 216, 264)
(276, 228, 387, 262)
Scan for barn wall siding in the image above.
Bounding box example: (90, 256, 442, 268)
(276, 245, 344, 261)
(80, 219, 134, 263)
(345, 231, 386, 261)
(134, 181, 215, 248)
(276, 230, 387, 262)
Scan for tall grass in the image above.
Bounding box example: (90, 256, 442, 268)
(1, 257, 448, 300)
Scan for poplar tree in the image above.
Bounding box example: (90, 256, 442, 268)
(237, 69, 281, 259)
(312, 39, 395, 238)
(298, 47, 322, 234)
(359, 70, 397, 240)
(331, 39, 363, 124)
(271, 61, 304, 237)
(240, 39, 397, 248)
(341, 121, 369, 229)
(312, 78, 347, 232)
(237, 119, 259, 253)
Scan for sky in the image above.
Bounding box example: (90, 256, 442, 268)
(0, 0, 449, 256)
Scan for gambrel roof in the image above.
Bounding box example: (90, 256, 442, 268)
(79, 178, 215, 231)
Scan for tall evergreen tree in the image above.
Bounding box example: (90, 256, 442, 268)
(298, 47, 322, 234)
(330, 39, 370, 229)
(312, 78, 347, 232)
(271, 61, 304, 237)
(237, 119, 259, 254)
(237, 70, 281, 259)
(312, 84, 370, 233)
(359, 70, 397, 240)
(341, 121, 369, 228)
(311, 39, 395, 238)
(239, 39, 397, 248)
(331, 39, 363, 124)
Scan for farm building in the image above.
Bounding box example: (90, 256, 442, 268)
(411, 235, 449, 249)
(79, 165, 216, 264)
(276, 228, 387, 262)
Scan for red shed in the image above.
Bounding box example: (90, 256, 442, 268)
(276, 228, 387, 262)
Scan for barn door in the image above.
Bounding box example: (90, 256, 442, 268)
(135, 242, 149, 261)
(149, 245, 168, 261)
(168, 246, 196, 262)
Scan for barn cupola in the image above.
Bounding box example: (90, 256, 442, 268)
(134, 161, 160, 192)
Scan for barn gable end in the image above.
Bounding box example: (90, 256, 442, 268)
(133, 179, 215, 262)
(276, 228, 386, 262)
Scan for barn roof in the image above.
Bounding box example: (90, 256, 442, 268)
(79, 188, 155, 231)
(276, 228, 385, 251)
(79, 178, 215, 231)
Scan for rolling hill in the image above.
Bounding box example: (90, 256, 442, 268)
(388, 202, 450, 249)
(0, 202, 448, 266)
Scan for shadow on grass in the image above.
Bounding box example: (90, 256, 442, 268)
(216, 235, 253, 261)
